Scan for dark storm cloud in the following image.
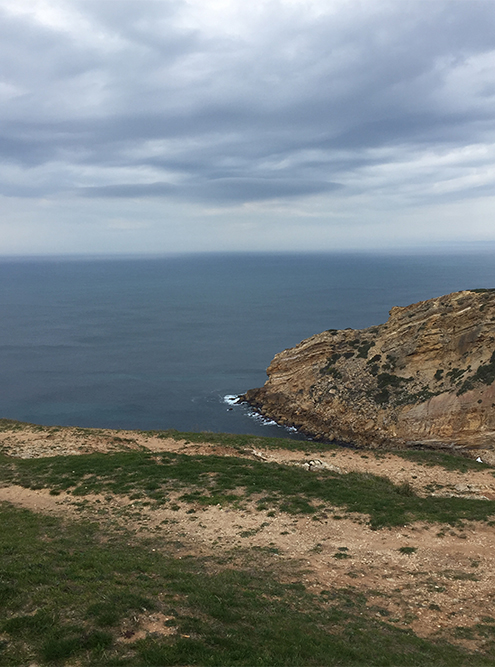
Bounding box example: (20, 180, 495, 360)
(1, 0, 495, 205)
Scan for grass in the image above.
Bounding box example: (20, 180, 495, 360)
(1, 423, 495, 664)
(1, 450, 494, 529)
(0, 502, 493, 666)
(392, 449, 491, 473)
(398, 546, 417, 555)
(148, 427, 342, 452)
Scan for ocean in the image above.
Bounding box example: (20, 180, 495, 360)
(1, 252, 495, 438)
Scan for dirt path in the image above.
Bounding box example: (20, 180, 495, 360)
(1, 422, 495, 651)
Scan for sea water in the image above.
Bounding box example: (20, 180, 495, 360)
(1, 252, 495, 438)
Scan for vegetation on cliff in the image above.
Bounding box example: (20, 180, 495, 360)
(244, 290, 495, 453)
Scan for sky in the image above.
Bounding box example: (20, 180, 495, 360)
(2, 0, 495, 255)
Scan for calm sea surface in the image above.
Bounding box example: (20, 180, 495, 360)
(1, 252, 495, 438)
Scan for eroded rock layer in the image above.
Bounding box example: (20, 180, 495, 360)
(244, 290, 495, 452)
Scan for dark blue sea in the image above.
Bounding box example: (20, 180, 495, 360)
(1, 252, 495, 438)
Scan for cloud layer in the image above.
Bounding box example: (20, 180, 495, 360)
(1, 0, 495, 253)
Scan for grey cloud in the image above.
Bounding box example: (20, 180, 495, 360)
(80, 182, 177, 198)
(80, 177, 340, 202)
(1, 0, 495, 207)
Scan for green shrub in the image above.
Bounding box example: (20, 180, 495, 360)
(398, 546, 417, 555)
(356, 341, 375, 358)
(368, 354, 381, 364)
(458, 351, 495, 394)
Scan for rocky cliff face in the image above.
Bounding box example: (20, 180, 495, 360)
(244, 290, 495, 453)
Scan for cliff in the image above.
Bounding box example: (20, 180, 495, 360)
(244, 289, 495, 454)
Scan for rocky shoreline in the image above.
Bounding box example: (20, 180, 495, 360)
(243, 289, 495, 461)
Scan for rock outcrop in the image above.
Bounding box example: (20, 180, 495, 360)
(244, 289, 495, 453)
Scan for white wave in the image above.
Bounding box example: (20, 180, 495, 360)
(224, 393, 301, 435)
(246, 409, 282, 428)
(254, 417, 278, 427)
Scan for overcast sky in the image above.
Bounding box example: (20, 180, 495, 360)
(2, 0, 495, 255)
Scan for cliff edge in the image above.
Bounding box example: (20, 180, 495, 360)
(244, 289, 495, 454)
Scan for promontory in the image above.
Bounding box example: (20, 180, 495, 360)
(244, 289, 495, 459)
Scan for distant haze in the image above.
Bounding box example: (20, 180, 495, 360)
(2, 0, 495, 255)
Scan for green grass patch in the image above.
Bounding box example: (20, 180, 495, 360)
(1, 450, 495, 529)
(392, 449, 491, 473)
(398, 546, 417, 555)
(142, 427, 343, 452)
(0, 502, 491, 666)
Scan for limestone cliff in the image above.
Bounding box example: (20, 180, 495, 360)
(244, 289, 495, 453)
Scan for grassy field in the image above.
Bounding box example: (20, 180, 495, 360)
(1, 425, 495, 665)
(1, 450, 494, 528)
(1, 501, 493, 667)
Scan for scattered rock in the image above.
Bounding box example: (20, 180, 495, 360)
(300, 459, 342, 473)
(251, 449, 268, 461)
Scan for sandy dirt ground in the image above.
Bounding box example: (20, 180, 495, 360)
(1, 422, 495, 652)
